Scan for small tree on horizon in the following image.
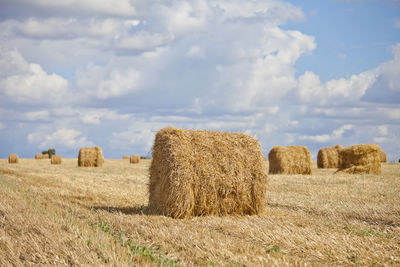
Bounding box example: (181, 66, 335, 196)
(42, 148, 56, 157)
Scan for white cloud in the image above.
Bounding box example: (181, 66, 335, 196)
(28, 128, 93, 149)
(297, 43, 400, 106)
(208, 0, 305, 23)
(114, 31, 173, 52)
(377, 125, 388, 136)
(98, 69, 141, 99)
(381, 108, 400, 120)
(296, 70, 376, 105)
(185, 46, 205, 59)
(300, 124, 354, 143)
(111, 128, 155, 154)
(210, 27, 315, 111)
(12, 18, 121, 39)
(0, 48, 69, 104)
(77, 108, 132, 124)
(374, 137, 390, 143)
(161, 1, 208, 36)
(25, 110, 49, 121)
(76, 63, 141, 99)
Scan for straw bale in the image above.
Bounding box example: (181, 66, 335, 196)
(78, 146, 104, 167)
(51, 155, 62, 165)
(148, 127, 268, 219)
(317, 144, 343, 168)
(123, 155, 129, 159)
(130, 155, 140, 164)
(336, 144, 381, 174)
(35, 153, 49, 159)
(268, 146, 312, 175)
(8, 153, 18, 164)
(379, 151, 387, 163)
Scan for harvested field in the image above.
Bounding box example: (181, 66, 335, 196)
(0, 158, 399, 266)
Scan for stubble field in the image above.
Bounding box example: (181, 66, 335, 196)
(0, 158, 399, 266)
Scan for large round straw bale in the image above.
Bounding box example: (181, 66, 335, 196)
(130, 154, 140, 164)
(268, 146, 312, 174)
(379, 151, 387, 163)
(51, 155, 62, 165)
(317, 144, 343, 168)
(8, 153, 19, 164)
(336, 144, 381, 174)
(78, 146, 104, 167)
(123, 155, 129, 159)
(148, 127, 268, 219)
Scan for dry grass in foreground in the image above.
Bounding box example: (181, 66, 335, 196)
(0, 158, 399, 266)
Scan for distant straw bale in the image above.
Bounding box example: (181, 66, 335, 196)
(8, 153, 18, 164)
(35, 153, 49, 159)
(123, 155, 129, 159)
(317, 145, 343, 168)
(51, 155, 62, 165)
(380, 151, 387, 163)
(268, 146, 312, 175)
(78, 146, 104, 167)
(130, 155, 140, 164)
(336, 144, 381, 175)
(149, 127, 268, 219)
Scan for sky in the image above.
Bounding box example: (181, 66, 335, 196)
(0, 0, 399, 160)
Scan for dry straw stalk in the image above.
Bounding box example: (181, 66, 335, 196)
(317, 144, 342, 168)
(51, 155, 62, 165)
(8, 153, 19, 164)
(78, 146, 104, 167)
(130, 155, 140, 164)
(149, 127, 268, 219)
(268, 146, 312, 175)
(336, 144, 381, 174)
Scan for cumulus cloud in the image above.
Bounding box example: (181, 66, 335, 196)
(11, 18, 121, 39)
(0, 0, 399, 161)
(362, 43, 400, 103)
(114, 31, 173, 53)
(296, 71, 376, 105)
(25, 110, 49, 121)
(28, 128, 93, 149)
(76, 63, 141, 99)
(0, 48, 69, 104)
(296, 42, 400, 106)
(300, 124, 354, 143)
